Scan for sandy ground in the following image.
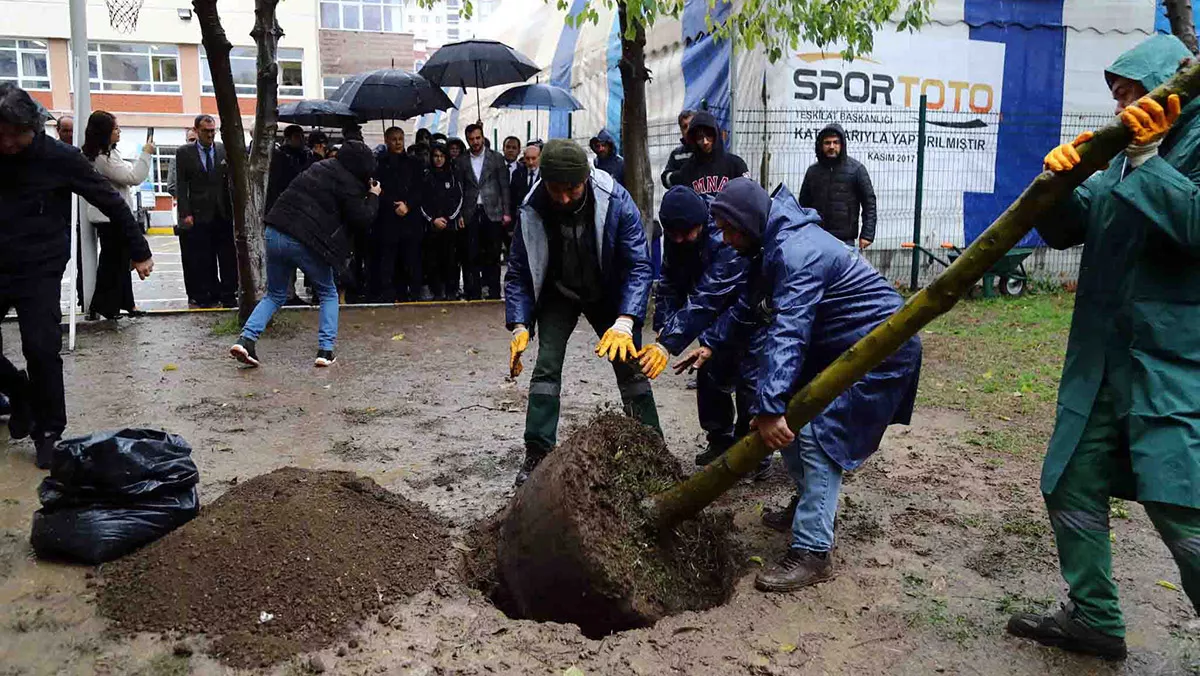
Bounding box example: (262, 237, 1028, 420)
(1, 302, 1198, 676)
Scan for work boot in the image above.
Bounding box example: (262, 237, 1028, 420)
(1007, 602, 1127, 660)
(694, 442, 728, 467)
(755, 548, 835, 592)
(34, 434, 60, 471)
(514, 446, 548, 487)
(229, 337, 260, 368)
(7, 370, 32, 440)
(762, 494, 800, 533)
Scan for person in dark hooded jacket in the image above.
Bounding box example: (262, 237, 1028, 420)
(660, 109, 695, 189)
(686, 178, 920, 594)
(798, 124, 877, 249)
(230, 140, 381, 369)
(638, 186, 763, 476)
(266, 124, 314, 213)
(420, 141, 464, 300)
(672, 111, 748, 197)
(589, 129, 625, 186)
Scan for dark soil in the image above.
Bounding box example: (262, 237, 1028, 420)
(97, 467, 448, 668)
(498, 412, 740, 637)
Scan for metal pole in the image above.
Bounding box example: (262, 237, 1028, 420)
(728, 39, 738, 153)
(910, 94, 927, 292)
(526, 119, 531, 143)
(69, 0, 94, 346)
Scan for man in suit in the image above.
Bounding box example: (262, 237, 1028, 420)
(506, 142, 541, 263)
(456, 123, 511, 300)
(174, 114, 237, 308)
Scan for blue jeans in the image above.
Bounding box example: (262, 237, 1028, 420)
(241, 227, 339, 351)
(781, 424, 844, 552)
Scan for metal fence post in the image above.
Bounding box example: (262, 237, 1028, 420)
(910, 94, 927, 292)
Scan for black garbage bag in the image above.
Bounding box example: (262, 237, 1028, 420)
(30, 428, 200, 564)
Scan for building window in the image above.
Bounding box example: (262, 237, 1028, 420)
(201, 47, 304, 97)
(323, 74, 349, 99)
(0, 39, 50, 90)
(320, 0, 403, 32)
(447, 28, 459, 40)
(151, 145, 176, 195)
(88, 43, 179, 93)
(447, 13, 459, 24)
(446, 0, 459, 8)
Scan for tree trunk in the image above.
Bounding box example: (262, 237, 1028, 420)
(618, 3, 654, 233)
(647, 61, 1200, 529)
(192, 0, 280, 323)
(1167, 0, 1200, 56)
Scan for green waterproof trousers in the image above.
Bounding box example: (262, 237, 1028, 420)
(524, 291, 662, 453)
(1045, 380, 1200, 637)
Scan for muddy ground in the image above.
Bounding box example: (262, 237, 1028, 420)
(1, 300, 1198, 675)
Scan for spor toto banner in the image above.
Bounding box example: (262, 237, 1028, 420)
(764, 30, 1007, 246)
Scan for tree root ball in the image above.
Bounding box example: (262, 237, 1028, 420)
(498, 413, 740, 637)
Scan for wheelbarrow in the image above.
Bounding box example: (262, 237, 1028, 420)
(901, 241, 1035, 297)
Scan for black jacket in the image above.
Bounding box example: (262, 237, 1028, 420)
(797, 123, 877, 243)
(264, 141, 379, 272)
(673, 111, 749, 197)
(373, 149, 425, 235)
(660, 141, 694, 188)
(266, 143, 313, 213)
(420, 165, 464, 226)
(509, 163, 539, 221)
(0, 133, 150, 284)
(174, 141, 231, 224)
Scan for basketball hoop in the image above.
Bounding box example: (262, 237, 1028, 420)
(105, 0, 145, 33)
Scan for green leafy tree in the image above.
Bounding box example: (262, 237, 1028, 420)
(426, 0, 932, 224)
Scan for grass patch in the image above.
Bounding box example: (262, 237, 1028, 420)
(210, 314, 241, 336)
(919, 292, 1074, 454)
(135, 654, 190, 676)
(211, 311, 300, 338)
(996, 592, 1056, 616)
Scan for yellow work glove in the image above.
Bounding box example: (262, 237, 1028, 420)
(1043, 131, 1093, 173)
(1121, 94, 1181, 146)
(596, 316, 637, 362)
(509, 326, 529, 378)
(638, 342, 670, 379)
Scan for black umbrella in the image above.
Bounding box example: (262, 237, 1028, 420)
(277, 99, 360, 127)
(490, 83, 583, 111)
(328, 70, 456, 122)
(418, 39, 540, 121)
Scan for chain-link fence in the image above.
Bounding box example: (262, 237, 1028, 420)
(623, 106, 1116, 290)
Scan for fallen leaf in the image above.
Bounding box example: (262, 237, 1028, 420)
(779, 643, 797, 654)
(441, 309, 449, 314)
(981, 371, 993, 380)
(392, 333, 406, 341)
(1158, 580, 1182, 592)
(162, 363, 178, 372)
(997, 415, 1012, 422)
(749, 556, 764, 566)
(563, 668, 585, 676)
(672, 625, 702, 634)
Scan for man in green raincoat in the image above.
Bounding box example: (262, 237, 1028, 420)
(1006, 34, 1200, 661)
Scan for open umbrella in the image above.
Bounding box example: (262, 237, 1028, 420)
(277, 99, 360, 127)
(418, 39, 540, 121)
(490, 83, 583, 111)
(328, 70, 455, 122)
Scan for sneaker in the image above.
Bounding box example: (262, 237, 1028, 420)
(314, 350, 336, 367)
(34, 434, 60, 470)
(752, 456, 774, 482)
(0, 394, 9, 417)
(762, 494, 800, 532)
(230, 337, 260, 367)
(694, 443, 728, 467)
(7, 370, 32, 440)
(755, 548, 835, 592)
(514, 446, 548, 487)
(1007, 602, 1127, 660)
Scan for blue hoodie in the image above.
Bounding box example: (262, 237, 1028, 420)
(589, 129, 625, 187)
(654, 186, 751, 353)
(707, 184, 922, 470)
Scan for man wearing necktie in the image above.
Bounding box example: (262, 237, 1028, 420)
(508, 142, 541, 261)
(174, 114, 237, 308)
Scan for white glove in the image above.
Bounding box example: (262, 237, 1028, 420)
(1126, 139, 1161, 168)
(611, 316, 634, 336)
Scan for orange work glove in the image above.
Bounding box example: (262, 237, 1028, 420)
(1121, 94, 1181, 146)
(1043, 131, 1094, 173)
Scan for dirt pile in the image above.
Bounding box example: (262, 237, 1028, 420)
(98, 467, 449, 668)
(497, 413, 740, 637)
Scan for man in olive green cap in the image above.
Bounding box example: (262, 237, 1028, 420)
(503, 139, 661, 486)
(1007, 33, 1200, 661)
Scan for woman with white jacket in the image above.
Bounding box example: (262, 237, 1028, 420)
(82, 110, 154, 320)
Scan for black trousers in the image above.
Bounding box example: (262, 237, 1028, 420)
(0, 275, 66, 439)
(462, 212, 502, 300)
(426, 227, 458, 299)
(369, 227, 401, 303)
(90, 223, 135, 319)
(180, 218, 237, 305)
(394, 228, 424, 301)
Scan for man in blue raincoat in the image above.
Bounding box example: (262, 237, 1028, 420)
(506, 139, 661, 487)
(1005, 34, 1200, 661)
(692, 178, 921, 592)
(637, 186, 765, 477)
